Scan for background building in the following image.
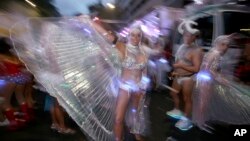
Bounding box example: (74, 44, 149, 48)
(116, 0, 184, 22)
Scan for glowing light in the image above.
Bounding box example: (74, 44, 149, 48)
(132, 108, 137, 113)
(159, 58, 168, 63)
(124, 28, 129, 31)
(154, 28, 160, 33)
(240, 29, 250, 31)
(227, 2, 236, 5)
(141, 25, 148, 33)
(84, 28, 91, 34)
(93, 17, 99, 21)
(25, 0, 36, 7)
(106, 3, 115, 9)
(142, 76, 150, 83)
(194, 0, 203, 4)
(0, 79, 6, 87)
(197, 71, 211, 81)
(122, 30, 128, 35)
(119, 32, 126, 37)
(149, 60, 156, 67)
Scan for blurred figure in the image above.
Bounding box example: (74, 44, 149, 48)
(33, 81, 75, 135)
(166, 20, 203, 130)
(0, 38, 32, 130)
(0, 96, 10, 126)
(144, 37, 171, 91)
(193, 35, 250, 132)
(152, 37, 171, 90)
(141, 37, 157, 91)
(234, 36, 250, 84)
(44, 94, 76, 135)
(23, 74, 35, 113)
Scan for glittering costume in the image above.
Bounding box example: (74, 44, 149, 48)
(193, 43, 250, 131)
(119, 43, 149, 135)
(10, 17, 150, 140)
(120, 43, 148, 91)
(0, 60, 29, 84)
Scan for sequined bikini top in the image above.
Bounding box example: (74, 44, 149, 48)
(122, 44, 146, 70)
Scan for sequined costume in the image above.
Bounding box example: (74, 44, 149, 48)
(0, 61, 29, 84)
(119, 43, 149, 135)
(120, 43, 148, 91)
(193, 47, 250, 131)
(10, 16, 150, 141)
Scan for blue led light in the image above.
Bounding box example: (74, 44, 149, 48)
(132, 108, 137, 113)
(159, 58, 168, 63)
(0, 79, 6, 86)
(197, 71, 211, 81)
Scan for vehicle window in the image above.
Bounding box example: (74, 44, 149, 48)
(195, 16, 213, 47)
(223, 11, 250, 37)
(222, 11, 250, 83)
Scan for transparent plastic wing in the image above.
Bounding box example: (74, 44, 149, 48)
(10, 17, 121, 141)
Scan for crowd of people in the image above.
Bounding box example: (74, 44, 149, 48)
(0, 14, 250, 141)
(0, 38, 75, 134)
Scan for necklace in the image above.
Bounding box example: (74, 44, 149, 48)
(127, 43, 141, 55)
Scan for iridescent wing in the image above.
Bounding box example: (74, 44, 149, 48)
(10, 17, 121, 141)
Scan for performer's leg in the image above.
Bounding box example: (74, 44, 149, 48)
(23, 81, 35, 120)
(24, 80, 35, 108)
(2, 82, 24, 130)
(54, 100, 66, 128)
(182, 79, 194, 117)
(114, 88, 130, 141)
(174, 78, 194, 130)
(14, 84, 26, 105)
(131, 92, 145, 141)
(2, 82, 16, 110)
(169, 79, 181, 109)
(50, 98, 58, 128)
(53, 99, 75, 134)
(15, 84, 32, 122)
(166, 79, 183, 118)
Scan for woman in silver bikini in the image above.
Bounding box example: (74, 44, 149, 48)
(88, 18, 150, 140)
(113, 27, 149, 141)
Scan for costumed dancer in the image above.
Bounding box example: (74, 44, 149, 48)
(193, 35, 250, 132)
(114, 26, 150, 141)
(0, 38, 32, 130)
(166, 20, 203, 130)
(10, 15, 151, 141)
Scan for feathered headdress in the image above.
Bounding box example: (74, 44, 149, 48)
(178, 19, 200, 36)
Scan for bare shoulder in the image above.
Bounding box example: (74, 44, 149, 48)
(193, 47, 203, 56)
(196, 47, 203, 53)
